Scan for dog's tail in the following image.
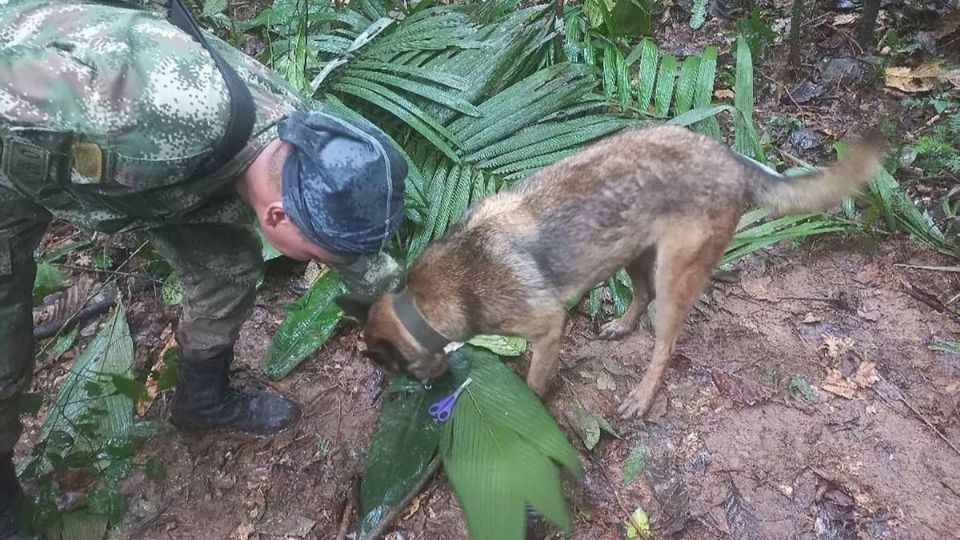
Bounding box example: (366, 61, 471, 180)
(744, 133, 885, 217)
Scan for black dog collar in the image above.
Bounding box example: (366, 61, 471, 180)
(393, 289, 449, 353)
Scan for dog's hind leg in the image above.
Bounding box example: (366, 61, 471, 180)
(618, 227, 732, 419)
(524, 310, 569, 398)
(598, 245, 657, 340)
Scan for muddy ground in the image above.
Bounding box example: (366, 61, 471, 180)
(93, 236, 958, 540)
(13, 1, 960, 539)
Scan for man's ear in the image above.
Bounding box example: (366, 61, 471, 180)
(264, 201, 287, 228)
(335, 293, 376, 323)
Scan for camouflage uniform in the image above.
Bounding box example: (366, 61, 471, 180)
(0, 0, 375, 455)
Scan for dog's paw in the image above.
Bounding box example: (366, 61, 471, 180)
(618, 387, 655, 419)
(598, 319, 635, 340)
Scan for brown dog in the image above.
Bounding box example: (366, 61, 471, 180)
(336, 125, 883, 418)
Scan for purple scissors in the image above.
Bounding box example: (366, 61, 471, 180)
(428, 377, 473, 422)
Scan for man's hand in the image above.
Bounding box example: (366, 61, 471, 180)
(332, 251, 402, 296)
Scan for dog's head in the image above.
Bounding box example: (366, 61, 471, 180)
(335, 293, 449, 383)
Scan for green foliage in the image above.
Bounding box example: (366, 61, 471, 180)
(441, 349, 583, 540)
(788, 374, 817, 403)
(160, 272, 183, 306)
(913, 112, 960, 176)
(357, 353, 472, 537)
(572, 402, 619, 450)
(21, 304, 160, 538)
(265, 270, 346, 380)
(467, 335, 527, 356)
(734, 37, 763, 161)
(33, 262, 65, 306)
(721, 209, 856, 265)
(621, 443, 651, 485)
(690, 0, 709, 30)
(735, 7, 775, 63)
(359, 347, 581, 540)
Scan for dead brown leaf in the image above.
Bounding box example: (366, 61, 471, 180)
(820, 362, 878, 399)
(821, 370, 857, 399)
(820, 334, 855, 362)
(711, 370, 765, 406)
(232, 522, 256, 540)
(401, 493, 424, 520)
(714, 89, 735, 100)
(802, 312, 823, 324)
(885, 62, 956, 93)
(833, 13, 857, 25)
(136, 325, 175, 418)
(943, 69, 960, 89)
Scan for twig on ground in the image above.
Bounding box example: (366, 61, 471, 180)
(870, 377, 960, 458)
(894, 263, 960, 273)
(335, 476, 361, 540)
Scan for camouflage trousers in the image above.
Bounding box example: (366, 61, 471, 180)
(0, 184, 264, 456)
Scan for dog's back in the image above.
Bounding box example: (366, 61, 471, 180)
(450, 126, 751, 301)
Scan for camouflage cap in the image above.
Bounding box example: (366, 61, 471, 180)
(278, 110, 406, 256)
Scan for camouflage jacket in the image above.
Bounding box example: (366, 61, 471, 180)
(0, 0, 307, 232)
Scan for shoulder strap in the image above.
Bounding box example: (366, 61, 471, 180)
(166, 0, 255, 180)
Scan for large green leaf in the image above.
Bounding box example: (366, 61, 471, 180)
(673, 56, 701, 116)
(653, 55, 677, 118)
(690, 0, 709, 29)
(33, 262, 65, 306)
(264, 271, 346, 380)
(40, 303, 135, 445)
(691, 46, 721, 138)
(734, 38, 763, 161)
(358, 349, 474, 536)
(635, 39, 659, 114)
(442, 348, 583, 540)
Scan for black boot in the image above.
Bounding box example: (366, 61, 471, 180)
(0, 454, 23, 540)
(170, 349, 301, 436)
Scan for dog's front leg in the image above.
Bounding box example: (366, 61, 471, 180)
(524, 313, 568, 397)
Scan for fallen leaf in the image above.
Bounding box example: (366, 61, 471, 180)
(645, 456, 690, 534)
(401, 493, 424, 520)
(711, 370, 765, 406)
(574, 407, 601, 450)
(833, 13, 857, 25)
(573, 404, 617, 450)
(849, 361, 879, 388)
(802, 312, 823, 324)
(232, 522, 255, 540)
(622, 444, 651, 486)
(596, 371, 617, 391)
(821, 334, 855, 362)
(724, 479, 764, 540)
(885, 62, 954, 93)
(943, 69, 960, 89)
(137, 326, 175, 418)
(820, 362, 879, 399)
(714, 89, 735, 100)
(602, 357, 631, 376)
(821, 369, 857, 399)
(624, 506, 651, 538)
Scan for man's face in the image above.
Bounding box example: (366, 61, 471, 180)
(242, 138, 344, 264)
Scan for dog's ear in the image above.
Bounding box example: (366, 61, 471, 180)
(335, 294, 376, 323)
(361, 342, 403, 374)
